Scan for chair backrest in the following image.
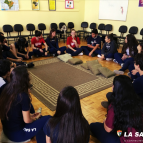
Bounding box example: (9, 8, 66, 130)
(26, 23, 35, 31)
(119, 25, 127, 33)
(90, 23, 96, 30)
(59, 22, 66, 29)
(68, 22, 74, 29)
(81, 22, 88, 28)
(14, 24, 23, 32)
(105, 24, 112, 31)
(38, 23, 46, 31)
(140, 28, 143, 36)
(3, 25, 13, 33)
(51, 23, 58, 30)
(98, 23, 105, 30)
(129, 26, 138, 34)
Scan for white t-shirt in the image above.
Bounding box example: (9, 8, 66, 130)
(126, 48, 134, 56)
(0, 77, 6, 88)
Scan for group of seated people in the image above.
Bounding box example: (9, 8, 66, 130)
(0, 28, 143, 143)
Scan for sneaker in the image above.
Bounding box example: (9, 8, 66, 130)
(68, 53, 72, 56)
(27, 62, 35, 68)
(114, 70, 124, 75)
(78, 52, 83, 56)
(121, 63, 124, 67)
(128, 72, 131, 78)
(101, 101, 109, 109)
(36, 107, 42, 113)
(97, 54, 101, 58)
(113, 59, 118, 63)
(106, 58, 113, 61)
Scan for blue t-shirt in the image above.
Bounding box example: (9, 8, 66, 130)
(45, 37, 59, 50)
(133, 75, 143, 100)
(1, 92, 31, 133)
(15, 42, 28, 53)
(87, 35, 101, 48)
(2, 45, 10, 51)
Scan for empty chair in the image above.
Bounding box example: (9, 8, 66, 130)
(50, 23, 58, 30)
(38, 23, 49, 38)
(78, 22, 88, 40)
(105, 24, 112, 35)
(67, 22, 74, 31)
(137, 28, 143, 43)
(129, 26, 138, 35)
(98, 23, 105, 36)
(3, 24, 18, 44)
(14, 24, 29, 40)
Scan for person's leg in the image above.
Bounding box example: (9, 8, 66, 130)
(119, 60, 133, 71)
(49, 48, 57, 55)
(36, 130, 46, 143)
(105, 53, 114, 59)
(71, 48, 83, 56)
(82, 46, 92, 56)
(93, 49, 101, 56)
(5, 115, 51, 142)
(114, 53, 123, 64)
(29, 52, 33, 59)
(59, 46, 66, 54)
(90, 122, 120, 143)
(66, 48, 74, 55)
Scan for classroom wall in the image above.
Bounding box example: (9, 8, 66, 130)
(84, 0, 143, 39)
(0, 0, 85, 36)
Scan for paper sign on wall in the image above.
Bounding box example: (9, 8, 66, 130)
(139, 0, 143, 7)
(49, 0, 56, 11)
(65, 0, 74, 9)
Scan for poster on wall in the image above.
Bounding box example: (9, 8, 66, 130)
(99, 0, 129, 21)
(32, 0, 39, 10)
(1, 0, 19, 11)
(139, 0, 143, 7)
(49, 0, 56, 11)
(65, 0, 74, 9)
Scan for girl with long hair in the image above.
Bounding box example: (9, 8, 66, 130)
(45, 29, 66, 56)
(36, 86, 90, 143)
(31, 30, 49, 57)
(90, 75, 143, 143)
(98, 33, 117, 61)
(15, 37, 33, 59)
(113, 34, 138, 67)
(66, 29, 83, 56)
(0, 66, 50, 142)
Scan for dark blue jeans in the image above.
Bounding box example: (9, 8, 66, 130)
(33, 48, 47, 57)
(17, 51, 33, 59)
(90, 122, 120, 143)
(81, 46, 101, 56)
(49, 46, 66, 56)
(66, 47, 83, 56)
(114, 53, 134, 64)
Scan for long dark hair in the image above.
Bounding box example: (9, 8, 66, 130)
(48, 28, 57, 40)
(106, 33, 114, 41)
(17, 37, 26, 51)
(48, 86, 89, 143)
(108, 75, 143, 134)
(122, 34, 138, 57)
(0, 44, 3, 59)
(0, 66, 31, 120)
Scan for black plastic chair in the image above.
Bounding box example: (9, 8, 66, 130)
(129, 26, 138, 35)
(66, 22, 74, 36)
(105, 24, 112, 35)
(26, 23, 35, 44)
(78, 22, 88, 40)
(137, 28, 143, 43)
(98, 23, 105, 36)
(3, 24, 18, 44)
(90, 23, 96, 30)
(38, 23, 49, 38)
(14, 24, 29, 41)
(51, 23, 58, 30)
(59, 22, 67, 43)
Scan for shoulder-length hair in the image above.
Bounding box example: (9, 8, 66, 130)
(48, 28, 57, 40)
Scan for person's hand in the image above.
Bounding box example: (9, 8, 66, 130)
(89, 51, 93, 57)
(131, 70, 138, 75)
(16, 58, 22, 62)
(39, 49, 43, 53)
(137, 45, 142, 53)
(74, 50, 76, 52)
(57, 50, 61, 55)
(121, 54, 127, 60)
(17, 56, 23, 60)
(25, 54, 29, 59)
(45, 52, 47, 56)
(72, 39, 76, 43)
(31, 113, 41, 120)
(101, 55, 105, 60)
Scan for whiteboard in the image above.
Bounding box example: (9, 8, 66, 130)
(99, 0, 129, 21)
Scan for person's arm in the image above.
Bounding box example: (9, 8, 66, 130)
(73, 37, 80, 48)
(89, 44, 100, 54)
(46, 136, 51, 143)
(22, 110, 35, 123)
(44, 42, 48, 51)
(6, 57, 22, 62)
(46, 38, 57, 50)
(56, 38, 60, 50)
(67, 37, 76, 52)
(104, 120, 113, 133)
(101, 43, 106, 55)
(31, 44, 38, 50)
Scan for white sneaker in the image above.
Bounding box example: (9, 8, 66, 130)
(114, 70, 124, 75)
(97, 54, 101, 58)
(106, 58, 113, 61)
(68, 53, 72, 56)
(78, 52, 83, 56)
(121, 63, 124, 67)
(113, 59, 118, 63)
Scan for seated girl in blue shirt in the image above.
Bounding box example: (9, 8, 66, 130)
(45, 29, 66, 56)
(36, 86, 90, 143)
